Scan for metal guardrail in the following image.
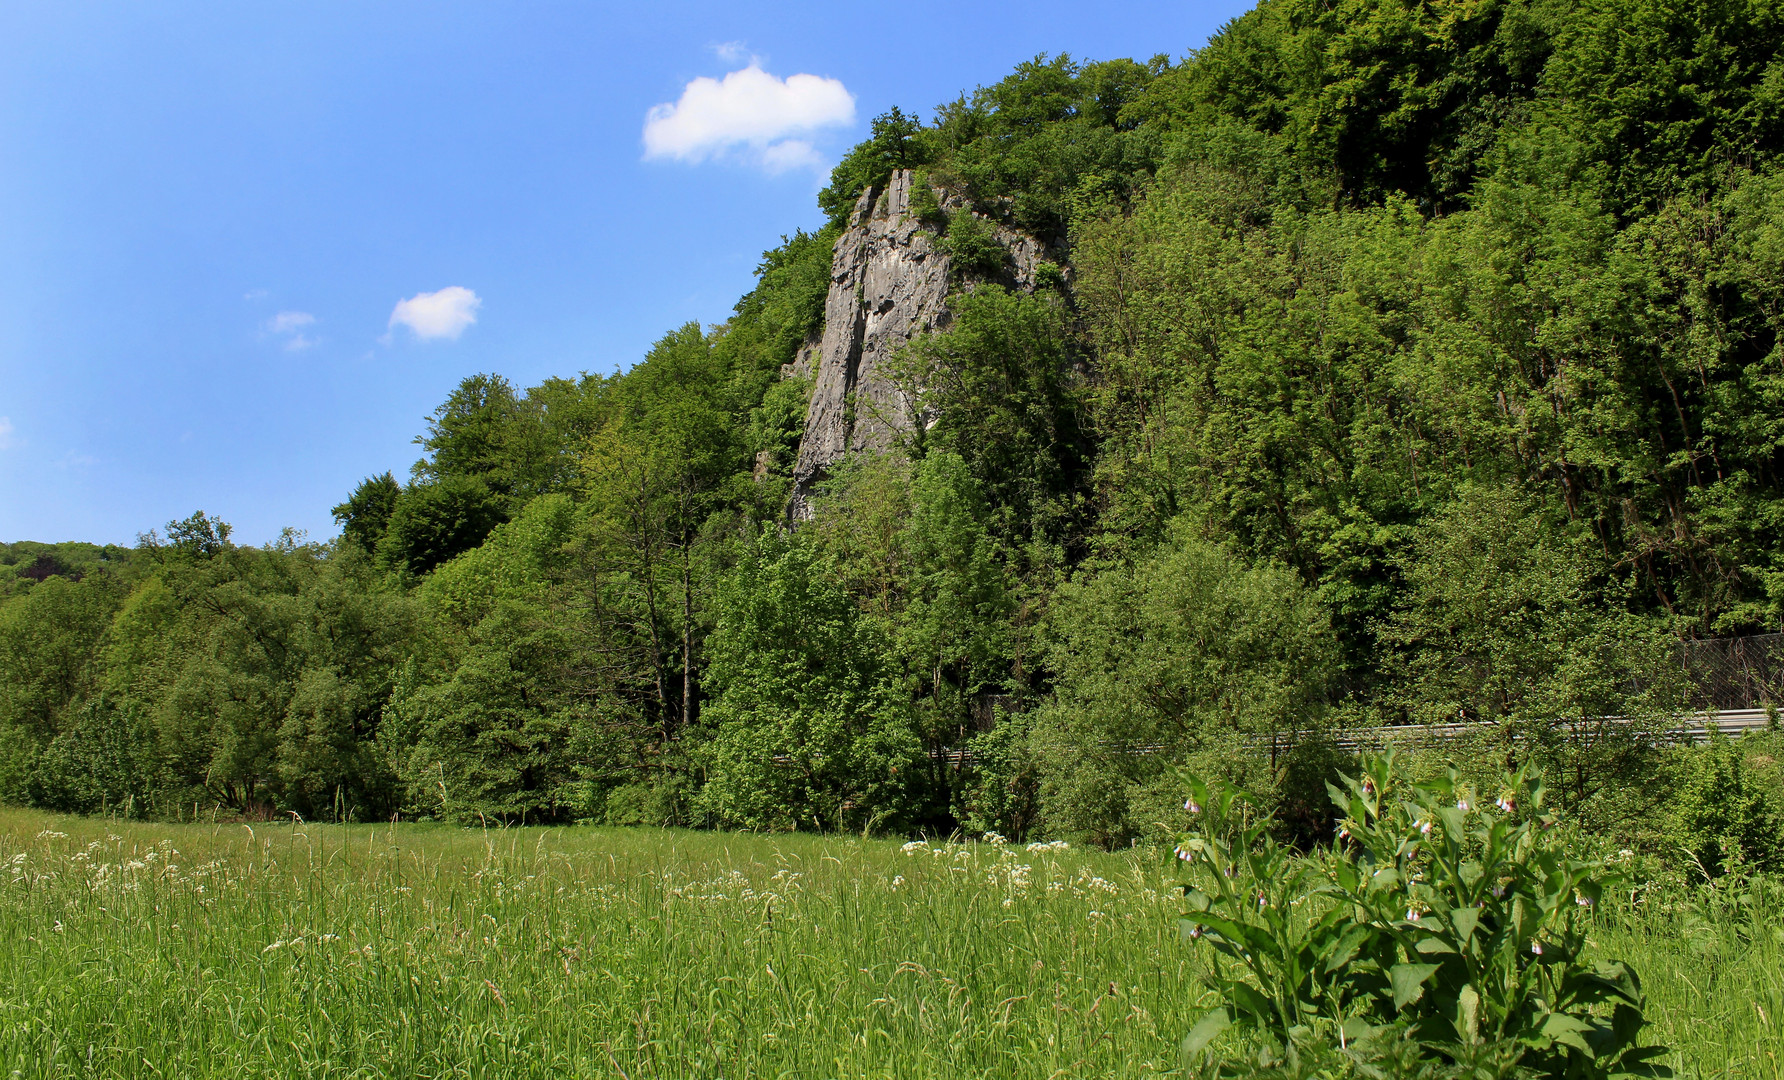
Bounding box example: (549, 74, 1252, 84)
(1330, 708, 1778, 753)
(903, 636, 1784, 768)
(918, 709, 1779, 769)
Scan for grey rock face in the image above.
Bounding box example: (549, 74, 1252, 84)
(788, 169, 1055, 518)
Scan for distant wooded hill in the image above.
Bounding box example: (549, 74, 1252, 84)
(5, 0, 1784, 854)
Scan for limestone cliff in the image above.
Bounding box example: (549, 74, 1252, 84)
(787, 169, 1055, 518)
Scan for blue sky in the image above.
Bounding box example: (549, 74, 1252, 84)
(0, 1, 1250, 545)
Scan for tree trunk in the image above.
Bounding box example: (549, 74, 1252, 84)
(681, 541, 697, 728)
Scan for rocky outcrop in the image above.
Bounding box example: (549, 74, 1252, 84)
(787, 169, 1055, 518)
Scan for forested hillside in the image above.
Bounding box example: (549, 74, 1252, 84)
(7, 0, 1784, 853)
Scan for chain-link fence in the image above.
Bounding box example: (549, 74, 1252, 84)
(1680, 633, 1784, 711)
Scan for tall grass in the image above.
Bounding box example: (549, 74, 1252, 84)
(0, 809, 1775, 1078)
(0, 810, 1201, 1078)
(1594, 882, 1784, 1078)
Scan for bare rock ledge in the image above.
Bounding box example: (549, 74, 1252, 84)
(787, 169, 1055, 519)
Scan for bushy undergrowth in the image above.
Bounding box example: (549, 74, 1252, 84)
(1175, 753, 1669, 1079)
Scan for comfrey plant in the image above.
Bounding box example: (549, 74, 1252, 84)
(1175, 752, 1670, 1079)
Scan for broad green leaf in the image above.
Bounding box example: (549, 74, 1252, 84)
(1611, 1000, 1646, 1045)
(1196, 914, 1273, 954)
(1322, 924, 1373, 972)
(1511, 897, 1536, 941)
(1181, 1006, 1232, 1058)
(1611, 1044, 1677, 1077)
(1539, 1012, 1594, 1053)
(1567, 965, 1642, 1007)
(1390, 962, 1440, 1010)
(1452, 983, 1480, 1042)
(1227, 982, 1276, 1022)
(1339, 1016, 1376, 1043)
(1449, 906, 1481, 946)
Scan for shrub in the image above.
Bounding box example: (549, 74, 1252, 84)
(907, 170, 948, 229)
(696, 528, 925, 833)
(1380, 487, 1682, 840)
(1033, 529, 1333, 846)
(30, 697, 157, 817)
(1666, 730, 1784, 878)
(1174, 751, 1669, 1078)
(953, 710, 1041, 842)
(603, 779, 689, 828)
(943, 212, 1009, 280)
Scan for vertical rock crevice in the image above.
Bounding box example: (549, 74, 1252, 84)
(788, 169, 1057, 519)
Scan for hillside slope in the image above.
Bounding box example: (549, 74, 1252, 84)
(5, 0, 1784, 853)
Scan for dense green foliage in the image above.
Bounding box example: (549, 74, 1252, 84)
(1177, 754, 1668, 1077)
(5, 0, 1784, 896)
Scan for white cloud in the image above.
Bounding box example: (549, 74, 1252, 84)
(712, 41, 751, 63)
(643, 64, 854, 172)
(268, 311, 314, 334)
(0, 417, 14, 450)
(757, 139, 824, 175)
(244, 288, 269, 302)
(266, 310, 318, 351)
(388, 286, 481, 342)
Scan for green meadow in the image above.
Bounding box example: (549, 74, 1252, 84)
(0, 809, 1778, 1079)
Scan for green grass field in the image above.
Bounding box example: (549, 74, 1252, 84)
(0, 809, 1777, 1079)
